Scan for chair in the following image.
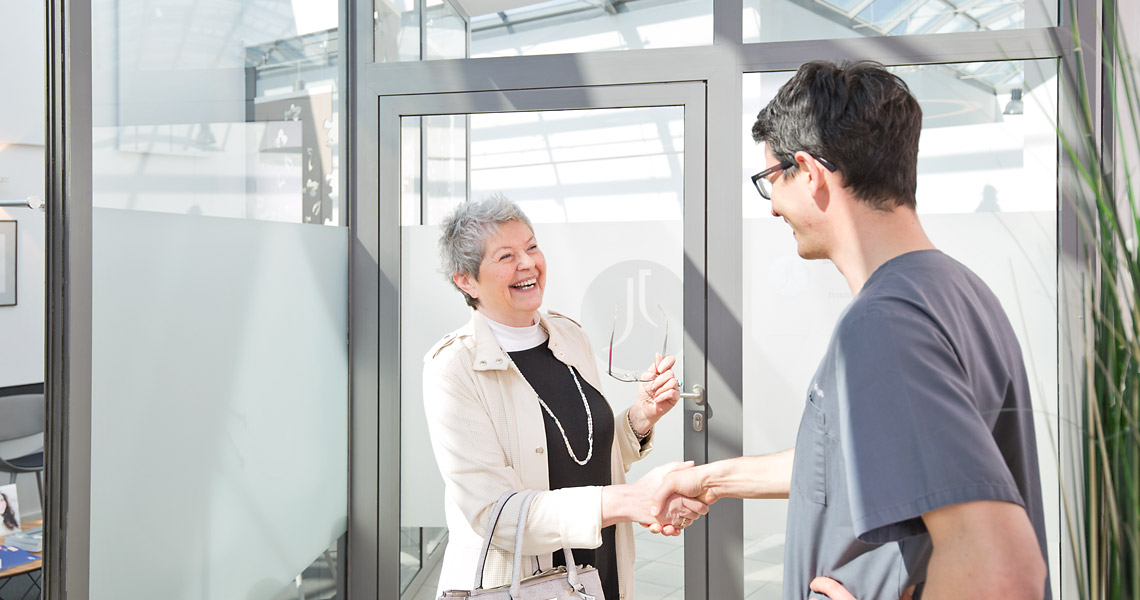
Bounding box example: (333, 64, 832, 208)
(0, 393, 45, 507)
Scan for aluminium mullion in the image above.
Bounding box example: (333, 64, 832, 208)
(378, 91, 405, 599)
(702, 63, 747, 600)
(360, 45, 733, 95)
(1056, 0, 1100, 596)
(347, 0, 383, 595)
(45, 0, 93, 597)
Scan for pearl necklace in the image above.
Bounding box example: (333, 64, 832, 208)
(536, 365, 594, 466)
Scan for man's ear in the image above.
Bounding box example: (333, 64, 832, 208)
(453, 273, 479, 299)
(794, 150, 830, 209)
(793, 150, 828, 195)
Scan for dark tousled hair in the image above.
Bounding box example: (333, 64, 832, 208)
(752, 60, 923, 210)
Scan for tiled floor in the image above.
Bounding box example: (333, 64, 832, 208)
(403, 530, 787, 600)
(633, 527, 685, 599)
(409, 554, 444, 600)
(744, 533, 785, 599)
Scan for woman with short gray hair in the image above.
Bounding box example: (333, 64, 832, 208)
(424, 195, 703, 599)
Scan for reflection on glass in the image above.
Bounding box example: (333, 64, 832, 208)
(400, 526, 448, 595)
(92, 13, 340, 224)
(740, 60, 1059, 599)
(268, 541, 341, 600)
(400, 106, 687, 599)
(425, 0, 467, 60)
(375, 0, 421, 62)
(743, 0, 1057, 43)
(401, 117, 423, 226)
(470, 0, 712, 58)
(425, 115, 468, 224)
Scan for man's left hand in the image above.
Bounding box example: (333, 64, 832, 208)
(809, 577, 915, 600)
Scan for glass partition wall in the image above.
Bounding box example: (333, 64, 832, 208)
(354, 1, 1077, 600)
(81, 1, 349, 598)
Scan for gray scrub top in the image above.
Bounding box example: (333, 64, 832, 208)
(782, 250, 1050, 600)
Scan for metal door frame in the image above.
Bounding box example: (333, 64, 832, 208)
(365, 81, 712, 599)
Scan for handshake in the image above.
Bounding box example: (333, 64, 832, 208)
(628, 461, 716, 537)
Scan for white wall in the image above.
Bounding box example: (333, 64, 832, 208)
(0, 146, 46, 389)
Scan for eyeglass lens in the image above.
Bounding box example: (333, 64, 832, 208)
(607, 304, 669, 382)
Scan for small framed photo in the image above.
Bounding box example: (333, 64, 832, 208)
(0, 220, 15, 307)
(0, 483, 19, 535)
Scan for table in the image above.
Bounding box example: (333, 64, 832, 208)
(0, 520, 42, 598)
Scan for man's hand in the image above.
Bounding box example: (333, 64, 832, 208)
(650, 463, 719, 511)
(646, 451, 797, 533)
(809, 577, 916, 600)
(603, 461, 708, 533)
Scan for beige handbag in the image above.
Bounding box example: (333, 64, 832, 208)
(438, 490, 606, 600)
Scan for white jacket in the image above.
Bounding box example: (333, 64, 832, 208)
(423, 309, 652, 600)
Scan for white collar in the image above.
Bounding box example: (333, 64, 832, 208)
(482, 313, 548, 352)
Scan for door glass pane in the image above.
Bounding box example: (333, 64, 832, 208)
(0, 0, 47, 541)
(400, 105, 688, 600)
(89, 0, 348, 598)
(425, 0, 468, 60)
(470, 0, 712, 58)
(739, 60, 1059, 599)
(374, 0, 421, 62)
(743, 0, 1058, 43)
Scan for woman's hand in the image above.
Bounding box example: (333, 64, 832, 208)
(629, 354, 681, 435)
(601, 461, 708, 533)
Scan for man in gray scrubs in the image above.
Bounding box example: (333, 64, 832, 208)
(648, 61, 1050, 599)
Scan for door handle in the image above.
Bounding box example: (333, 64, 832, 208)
(679, 384, 704, 406)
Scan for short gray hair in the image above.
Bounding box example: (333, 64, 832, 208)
(438, 194, 534, 308)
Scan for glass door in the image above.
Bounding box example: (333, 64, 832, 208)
(377, 83, 708, 600)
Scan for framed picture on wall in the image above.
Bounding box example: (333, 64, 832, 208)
(0, 221, 14, 307)
(0, 483, 19, 535)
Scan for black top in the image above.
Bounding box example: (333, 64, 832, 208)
(509, 341, 619, 600)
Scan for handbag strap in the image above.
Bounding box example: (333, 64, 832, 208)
(473, 491, 519, 590)
(509, 492, 583, 599)
(474, 489, 586, 599)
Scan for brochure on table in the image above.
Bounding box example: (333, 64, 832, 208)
(0, 545, 40, 571)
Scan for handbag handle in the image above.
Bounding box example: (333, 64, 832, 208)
(473, 491, 519, 590)
(474, 490, 585, 599)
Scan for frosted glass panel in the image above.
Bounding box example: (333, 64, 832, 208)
(90, 209, 348, 600)
(93, 0, 341, 225)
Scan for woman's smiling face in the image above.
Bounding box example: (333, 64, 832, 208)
(452, 220, 547, 327)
